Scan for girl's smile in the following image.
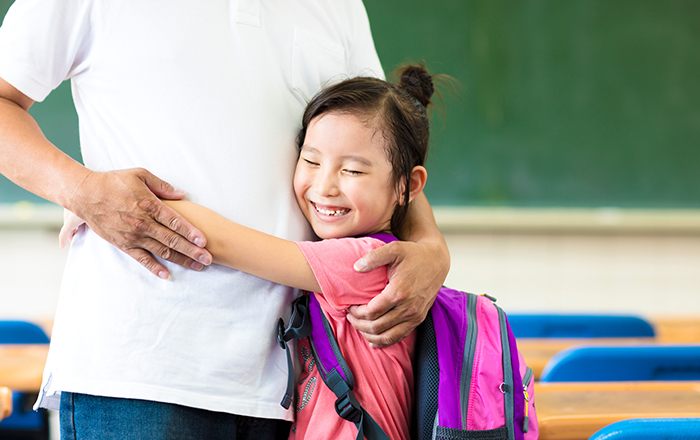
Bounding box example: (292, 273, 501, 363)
(311, 202, 350, 218)
(293, 112, 400, 239)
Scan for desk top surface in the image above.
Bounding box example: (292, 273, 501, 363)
(535, 381, 700, 440)
(0, 344, 48, 392)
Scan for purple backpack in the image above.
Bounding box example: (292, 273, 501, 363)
(277, 233, 538, 440)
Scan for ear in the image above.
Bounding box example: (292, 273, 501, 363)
(399, 166, 427, 205)
(407, 165, 427, 203)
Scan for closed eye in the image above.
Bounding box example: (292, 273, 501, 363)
(303, 158, 320, 167)
(343, 169, 364, 176)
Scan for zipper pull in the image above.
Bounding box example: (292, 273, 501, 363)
(522, 388, 530, 433)
(482, 293, 498, 302)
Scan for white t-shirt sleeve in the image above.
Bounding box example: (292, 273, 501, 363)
(0, 0, 94, 101)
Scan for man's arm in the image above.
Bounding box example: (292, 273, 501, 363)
(347, 192, 450, 347)
(0, 77, 212, 278)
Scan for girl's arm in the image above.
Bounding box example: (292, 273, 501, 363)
(162, 200, 321, 293)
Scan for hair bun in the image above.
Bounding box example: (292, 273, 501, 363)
(399, 65, 434, 108)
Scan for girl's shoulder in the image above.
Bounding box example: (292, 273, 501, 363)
(297, 236, 387, 264)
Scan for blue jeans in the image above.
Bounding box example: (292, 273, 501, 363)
(60, 392, 291, 440)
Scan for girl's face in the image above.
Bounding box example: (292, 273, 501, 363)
(293, 112, 399, 239)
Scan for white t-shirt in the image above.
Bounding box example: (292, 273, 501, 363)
(0, 0, 383, 420)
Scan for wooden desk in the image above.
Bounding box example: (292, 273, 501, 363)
(536, 381, 700, 440)
(0, 387, 11, 422)
(518, 338, 654, 380)
(654, 317, 700, 343)
(0, 344, 48, 392)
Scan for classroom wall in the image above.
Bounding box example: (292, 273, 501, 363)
(444, 231, 700, 314)
(3, 226, 699, 321)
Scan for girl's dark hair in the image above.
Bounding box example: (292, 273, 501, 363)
(297, 64, 437, 236)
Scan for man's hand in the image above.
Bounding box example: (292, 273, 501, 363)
(346, 239, 450, 347)
(0, 78, 209, 277)
(67, 168, 212, 279)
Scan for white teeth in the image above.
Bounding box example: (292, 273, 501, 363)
(314, 204, 350, 216)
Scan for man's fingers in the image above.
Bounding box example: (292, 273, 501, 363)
(348, 302, 419, 334)
(148, 202, 211, 262)
(347, 282, 429, 346)
(131, 236, 206, 270)
(140, 168, 186, 200)
(363, 324, 413, 348)
(124, 238, 205, 279)
(354, 241, 400, 272)
(135, 168, 212, 262)
(347, 298, 423, 342)
(346, 311, 414, 347)
(125, 247, 171, 279)
(119, 216, 210, 269)
(348, 291, 398, 321)
(346, 306, 394, 336)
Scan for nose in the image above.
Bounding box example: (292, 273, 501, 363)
(315, 170, 340, 197)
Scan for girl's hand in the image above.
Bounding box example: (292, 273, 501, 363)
(59, 209, 87, 249)
(346, 238, 450, 347)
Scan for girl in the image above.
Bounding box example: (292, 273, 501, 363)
(62, 64, 438, 439)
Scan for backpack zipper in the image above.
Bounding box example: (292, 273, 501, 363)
(522, 366, 534, 433)
(460, 293, 479, 429)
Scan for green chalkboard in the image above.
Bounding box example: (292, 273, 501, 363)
(364, 0, 700, 208)
(1, 0, 699, 208)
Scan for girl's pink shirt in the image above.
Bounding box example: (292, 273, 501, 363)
(292, 237, 415, 440)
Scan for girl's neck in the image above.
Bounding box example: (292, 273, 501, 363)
(350, 229, 395, 239)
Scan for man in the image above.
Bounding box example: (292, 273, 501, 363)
(0, 1, 449, 438)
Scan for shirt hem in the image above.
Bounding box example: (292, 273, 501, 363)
(37, 375, 294, 421)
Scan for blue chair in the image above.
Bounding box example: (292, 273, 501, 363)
(0, 320, 50, 440)
(0, 321, 50, 345)
(540, 344, 700, 382)
(508, 314, 655, 338)
(588, 418, 700, 439)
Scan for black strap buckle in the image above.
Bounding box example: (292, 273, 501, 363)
(278, 295, 311, 345)
(276, 318, 287, 349)
(334, 390, 362, 424)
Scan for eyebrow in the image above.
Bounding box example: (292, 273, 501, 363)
(301, 145, 374, 167)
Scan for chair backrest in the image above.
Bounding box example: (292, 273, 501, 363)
(588, 418, 700, 440)
(508, 314, 655, 338)
(0, 320, 49, 344)
(540, 345, 700, 382)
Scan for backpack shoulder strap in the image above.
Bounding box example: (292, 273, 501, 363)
(306, 293, 390, 440)
(277, 294, 312, 409)
(368, 232, 398, 244)
(277, 292, 390, 440)
(493, 299, 516, 439)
